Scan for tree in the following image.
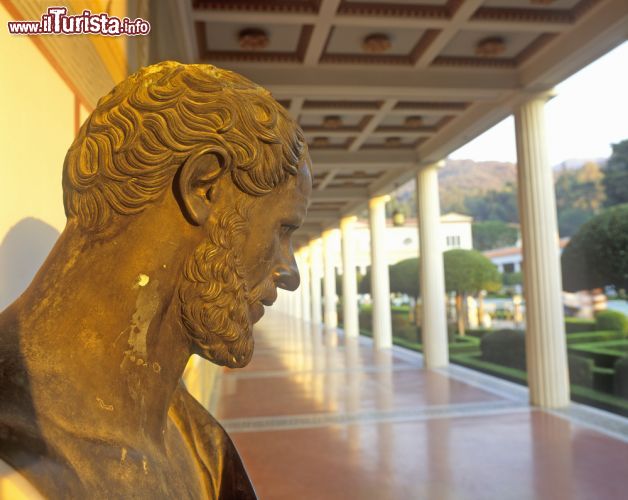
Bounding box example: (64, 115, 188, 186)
(561, 204, 628, 294)
(503, 271, 523, 287)
(554, 161, 605, 236)
(472, 220, 518, 251)
(389, 258, 421, 325)
(389, 258, 420, 299)
(358, 261, 419, 298)
(358, 266, 372, 295)
(603, 139, 628, 207)
(464, 184, 519, 223)
(444, 249, 502, 335)
(555, 161, 605, 214)
(558, 206, 594, 237)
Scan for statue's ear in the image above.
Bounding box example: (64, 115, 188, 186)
(176, 148, 226, 226)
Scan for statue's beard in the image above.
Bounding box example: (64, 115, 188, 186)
(178, 199, 266, 368)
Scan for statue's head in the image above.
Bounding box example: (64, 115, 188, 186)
(62, 61, 311, 368)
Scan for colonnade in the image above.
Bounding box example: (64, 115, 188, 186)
(273, 93, 570, 409)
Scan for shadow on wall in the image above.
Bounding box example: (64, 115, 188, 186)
(0, 218, 60, 310)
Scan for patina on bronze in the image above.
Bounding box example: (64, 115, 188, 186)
(0, 61, 312, 498)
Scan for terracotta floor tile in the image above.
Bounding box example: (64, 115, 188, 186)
(213, 312, 628, 500)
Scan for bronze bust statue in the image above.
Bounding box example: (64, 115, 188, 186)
(0, 61, 312, 498)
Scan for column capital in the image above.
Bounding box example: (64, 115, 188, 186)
(368, 194, 390, 208)
(309, 237, 323, 248)
(516, 88, 557, 109)
(340, 215, 358, 227)
(418, 159, 445, 172)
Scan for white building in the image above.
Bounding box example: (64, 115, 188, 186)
(333, 212, 473, 275)
(483, 237, 570, 274)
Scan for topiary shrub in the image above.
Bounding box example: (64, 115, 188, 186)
(565, 318, 597, 334)
(566, 330, 624, 344)
(359, 309, 373, 333)
(467, 328, 491, 338)
(595, 310, 628, 335)
(480, 329, 526, 370)
(568, 354, 594, 388)
(614, 357, 628, 399)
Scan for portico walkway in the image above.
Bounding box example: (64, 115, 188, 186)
(212, 312, 628, 500)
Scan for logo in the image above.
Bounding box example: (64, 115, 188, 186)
(7, 6, 150, 36)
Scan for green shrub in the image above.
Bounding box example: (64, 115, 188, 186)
(568, 341, 628, 368)
(359, 310, 373, 332)
(466, 328, 491, 338)
(566, 330, 624, 344)
(595, 310, 628, 335)
(614, 357, 628, 399)
(393, 323, 420, 343)
(450, 353, 528, 386)
(565, 317, 596, 333)
(392, 336, 421, 352)
(449, 354, 628, 416)
(480, 329, 526, 370)
(568, 355, 594, 388)
(452, 335, 481, 346)
(592, 366, 614, 393)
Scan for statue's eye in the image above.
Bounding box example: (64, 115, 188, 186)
(281, 224, 299, 234)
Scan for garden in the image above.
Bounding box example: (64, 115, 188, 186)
(340, 304, 628, 417)
(340, 203, 628, 417)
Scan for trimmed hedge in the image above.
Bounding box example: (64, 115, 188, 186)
(595, 310, 628, 335)
(480, 329, 526, 370)
(466, 328, 492, 339)
(593, 366, 615, 393)
(450, 353, 628, 417)
(565, 317, 596, 333)
(388, 334, 481, 356)
(614, 357, 628, 399)
(450, 353, 527, 386)
(568, 340, 628, 368)
(565, 330, 624, 344)
(479, 330, 600, 388)
(568, 355, 595, 388)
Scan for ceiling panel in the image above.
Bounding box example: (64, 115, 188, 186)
(325, 26, 426, 55)
(141, 0, 628, 240)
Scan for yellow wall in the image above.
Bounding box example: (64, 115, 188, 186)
(80, 102, 90, 126)
(0, 2, 74, 238)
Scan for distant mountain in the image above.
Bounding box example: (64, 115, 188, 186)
(437, 160, 517, 213)
(439, 159, 517, 193)
(552, 158, 608, 172)
(390, 157, 610, 216)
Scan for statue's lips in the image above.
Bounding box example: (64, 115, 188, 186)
(251, 301, 265, 324)
(260, 297, 275, 307)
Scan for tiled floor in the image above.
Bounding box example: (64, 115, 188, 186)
(213, 312, 628, 500)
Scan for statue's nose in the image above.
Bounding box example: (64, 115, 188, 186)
(273, 257, 300, 292)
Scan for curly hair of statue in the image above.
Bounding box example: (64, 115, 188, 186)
(63, 61, 307, 232)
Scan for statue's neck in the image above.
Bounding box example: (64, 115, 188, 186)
(3, 224, 193, 451)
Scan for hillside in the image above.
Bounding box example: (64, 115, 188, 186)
(439, 159, 517, 213)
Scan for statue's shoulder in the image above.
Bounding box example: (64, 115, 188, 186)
(170, 382, 257, 500)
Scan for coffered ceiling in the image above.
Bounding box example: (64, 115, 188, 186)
(148, 0, 628, 243)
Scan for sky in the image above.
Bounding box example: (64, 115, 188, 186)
(448, 41, 628, 165)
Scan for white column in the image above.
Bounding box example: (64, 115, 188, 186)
(293, 274, 302, 318)
(299, 248, 312, 322)
(309, 238, 323, 326)
(322, 229, 339, 330)
(417, 162, 449, 368)
(368, 195, 392, 349)
(340, 216, 359, 338)
(515, 94, 570, 408)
